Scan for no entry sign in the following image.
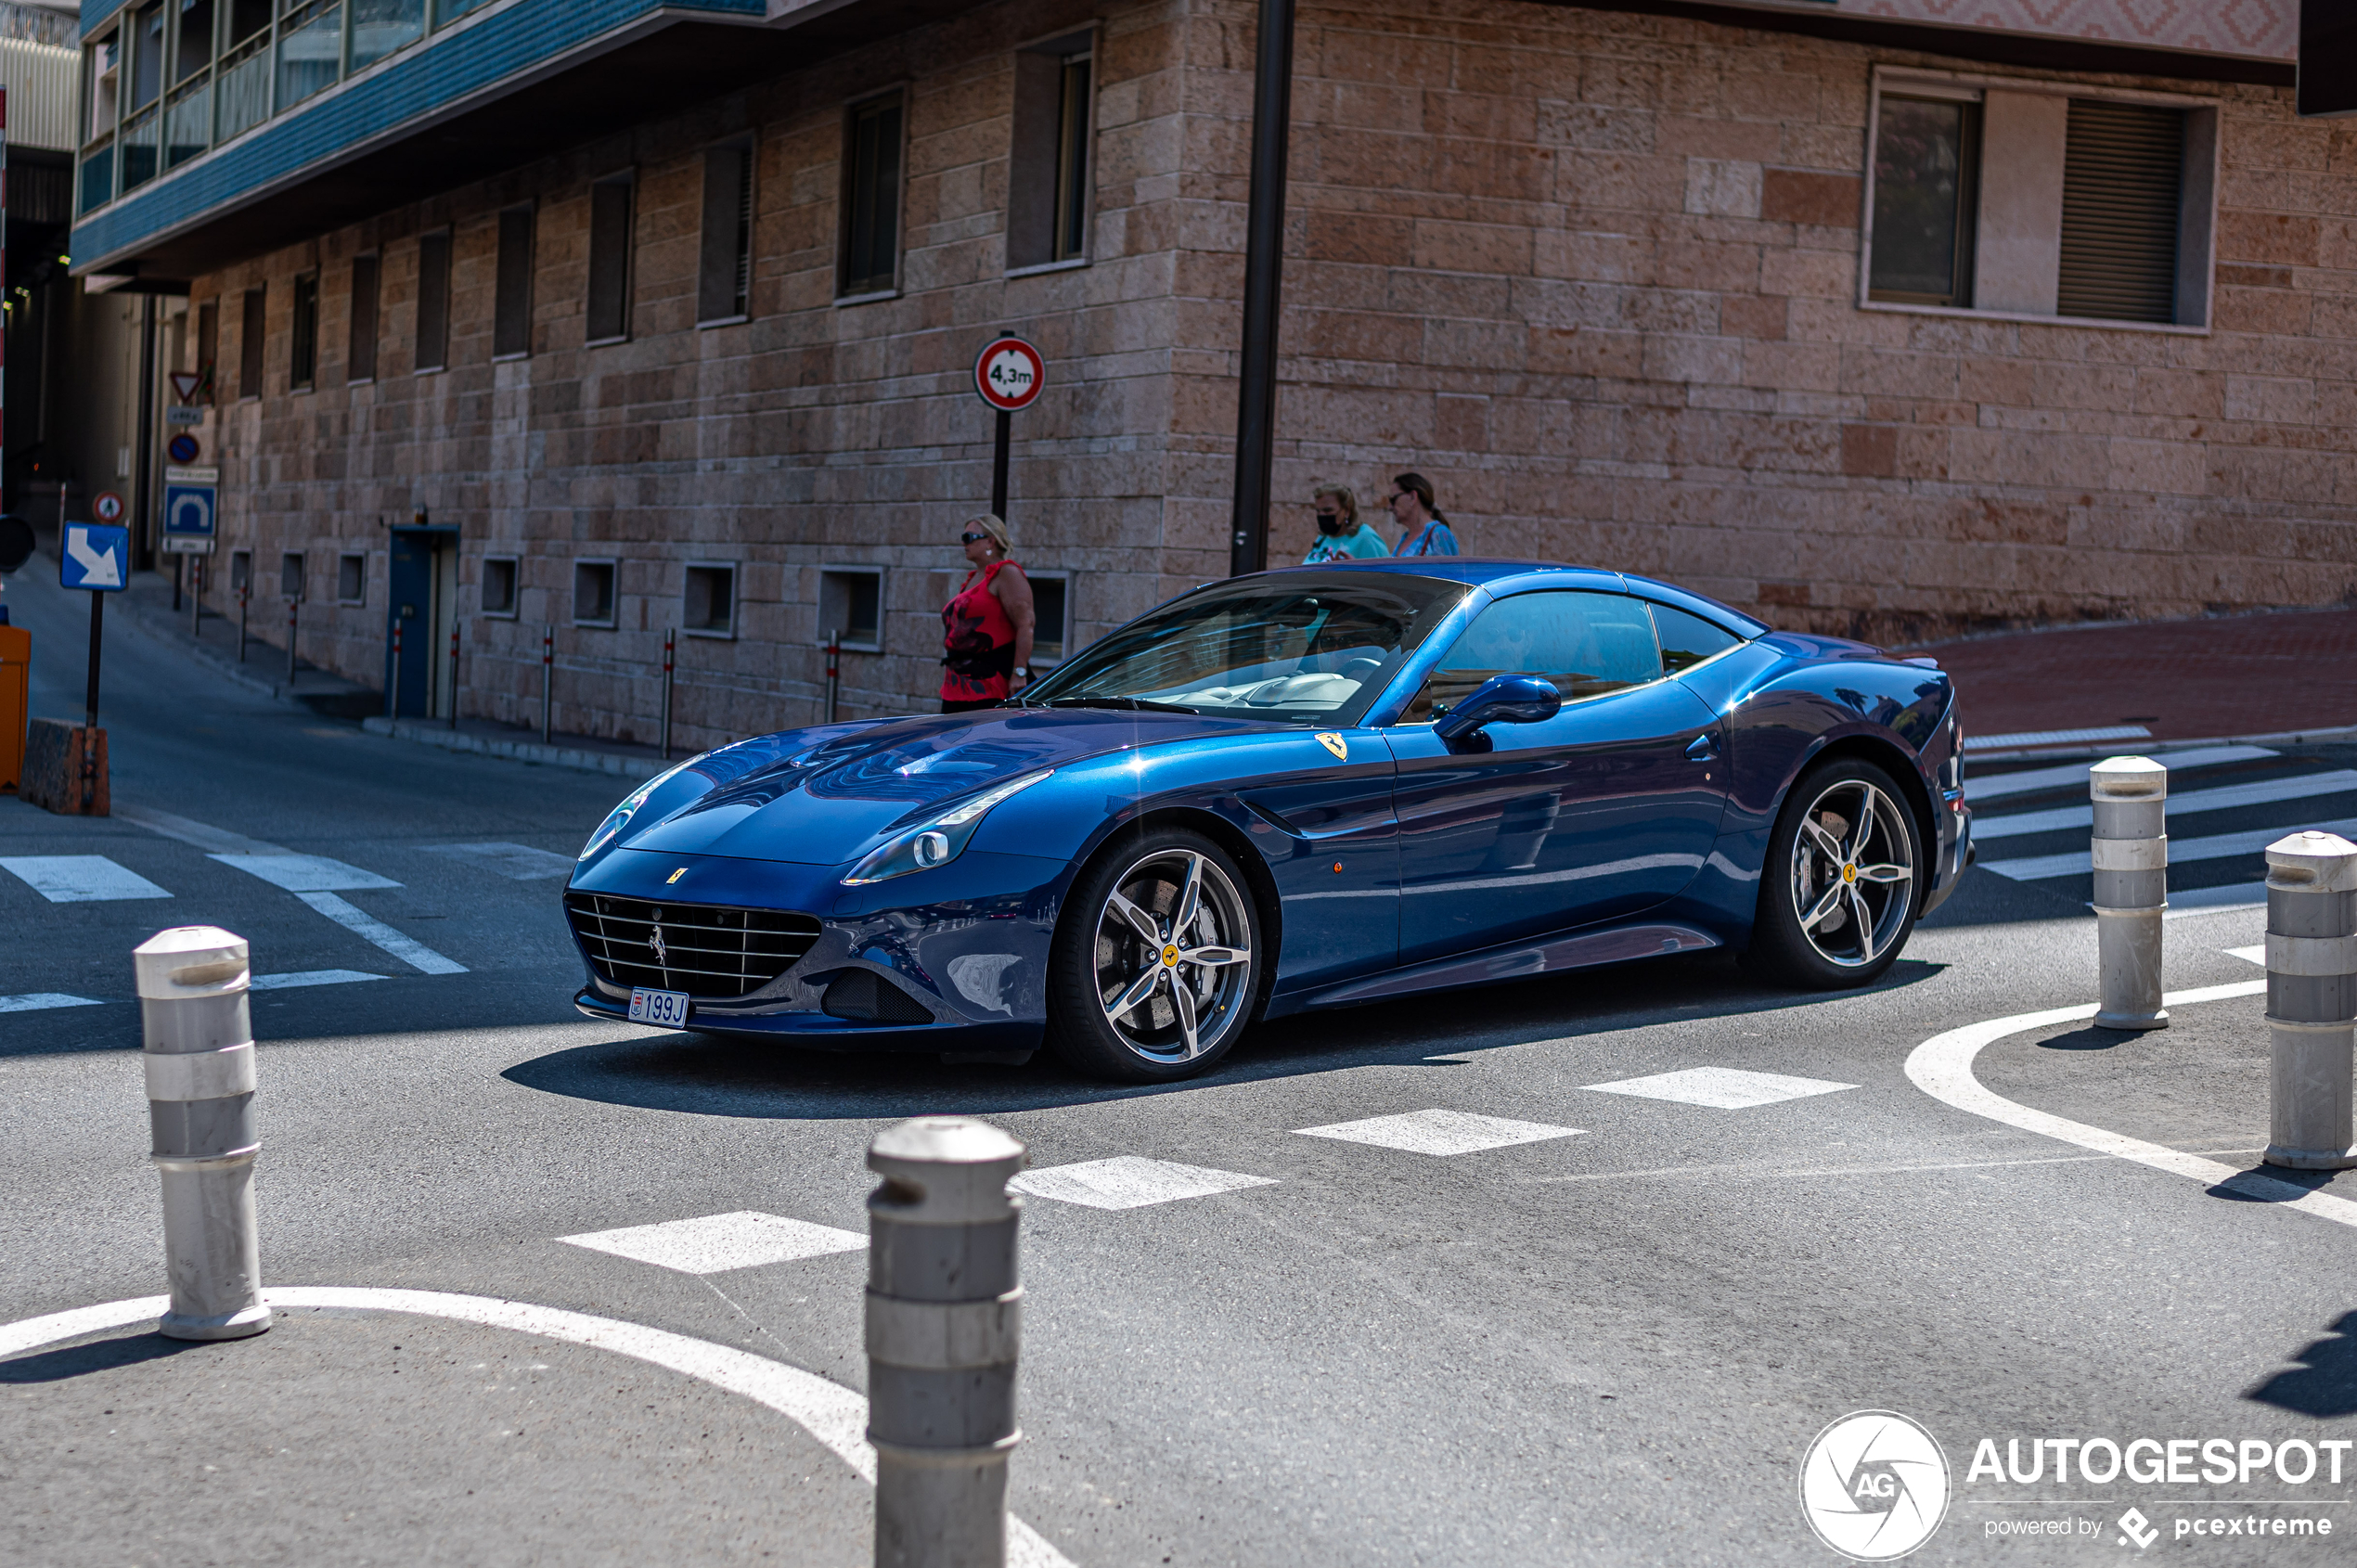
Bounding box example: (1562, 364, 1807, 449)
(973, 337, 1046, 412)
(93, 491, 126, 524)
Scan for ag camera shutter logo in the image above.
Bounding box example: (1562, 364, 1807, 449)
(1799, 1410, 1951, 1561)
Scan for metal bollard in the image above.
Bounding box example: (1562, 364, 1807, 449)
(388, 620, 404, 721)
(2091, 755, 2169, 1030)
(134, 927, 270, 1341)
(541, 623, 555, 744)
(287, 599, 299, 682)
(448, 620, 462, 730)
(866, 1116, 1025, 1568)
(660, 626, 676, 762)
(827, 627, 842, 726)
(2261, 830, 2357, 1170)
(237, 584, 249, 663)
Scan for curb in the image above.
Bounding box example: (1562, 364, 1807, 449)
(1969, 723, 2357, 766)
(360, 716, 668, 781)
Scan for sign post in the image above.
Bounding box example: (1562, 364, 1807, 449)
(972, 335, 1046, 520)
(60, 520, 129, 813)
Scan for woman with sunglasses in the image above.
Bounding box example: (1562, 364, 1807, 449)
(939, 513, 1037, 712)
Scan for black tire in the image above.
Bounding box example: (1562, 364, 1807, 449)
(1045, 828, 1265, 1082)
(1745, 756, 1923, 989)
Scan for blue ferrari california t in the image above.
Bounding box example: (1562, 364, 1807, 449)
(566, 559, 1970, 1081)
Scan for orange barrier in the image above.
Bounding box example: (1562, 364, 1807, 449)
(0, 625, 27, 794)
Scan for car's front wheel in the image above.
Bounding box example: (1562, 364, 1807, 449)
(1746, 757, 1922, 988)
(1045, 829, 1263, 1082)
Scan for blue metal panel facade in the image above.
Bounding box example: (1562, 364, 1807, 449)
(72, 0, 764, 263)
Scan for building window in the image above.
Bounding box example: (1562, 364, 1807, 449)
(238, 286, 266, 398)
(415, 229, 451, 372)
(698, 140, 753, 325)
(290, 272, 319, 390)
(573, 559, 618, 627)
(229, 548, 251, 593)
(165, 0, 213, 170)
(348, 254, 380, 382)
(1008, 34, 1094, 272)
(683, 562, 736, 638)
(280, 551, 305, 599)
(80, 34, 121, 212)
(586, 174, 634, 344)
(217, 2, 272, 143)
(839, 96, 903, 299)
(2057, 99, 2184, 326)
(351, 0, 427, 72)
(1026, 572, 1070, 662)
(494, 204, 535, 360)
(818, 566, 883, 651)
(1867, 96, 1977, 308)
(277, 0, 343, 111)
(195, 302, 219, 400)
(337, 552, 367, 605)
(481, 556, 519, 618)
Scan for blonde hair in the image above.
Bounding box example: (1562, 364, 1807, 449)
(964, 513, 1013, 558)
(1312, 483, 1357, 524)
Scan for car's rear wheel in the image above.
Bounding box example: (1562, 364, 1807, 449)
(1046, 829, 1262, 1082)
(1746, 757, 1921, 988)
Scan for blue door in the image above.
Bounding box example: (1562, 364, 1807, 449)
(384, 530, 436, 718)
(1386, 590, 1728, 965)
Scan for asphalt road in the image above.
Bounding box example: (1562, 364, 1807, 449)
(4, 563, 2353, 1567)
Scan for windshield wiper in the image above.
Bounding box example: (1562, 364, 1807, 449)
(1037, 696, 1201, 714)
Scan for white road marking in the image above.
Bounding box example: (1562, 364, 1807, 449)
(1980, 816, 2357, 882)
(250, 970, 388, 991)
(420, 842, 576, 880)
(1294, 1109, 1581, 1156)
(561, 1212, 868, 1274)
(0, 993, 106, 1013)
(0, 1288, 1074, 1568)
(113, 803, 286, 855)
(1010, 1156, 1278, 1210)
(1973, 769, 2357, 841)
(210, 853, 402, 892)
(2164, 883, 2269, 916)
(0, 855, 174, 903)
(1966, 746, 2273, 803)
(1964, 725, 2148, 752)
(1581, 1066, 1858, 1109)
(294, 891, 468, 974)
(1904, 980, 2357, 1230)
(2224, 945, 2267, 965)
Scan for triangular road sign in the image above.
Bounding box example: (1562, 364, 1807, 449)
(170, 370, 202, 403)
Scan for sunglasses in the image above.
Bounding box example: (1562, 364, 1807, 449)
(960, 531, 990, 545)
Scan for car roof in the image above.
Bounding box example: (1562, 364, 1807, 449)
(1269, 558, 1769, 635)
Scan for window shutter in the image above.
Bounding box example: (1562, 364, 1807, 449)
(2057, 99, 2183, 325)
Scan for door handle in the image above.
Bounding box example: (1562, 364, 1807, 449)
(1684, 734, 1718, 763)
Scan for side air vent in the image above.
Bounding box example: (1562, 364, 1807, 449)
(822, 969, 934, 1025)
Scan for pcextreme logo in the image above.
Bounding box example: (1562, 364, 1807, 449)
(1800, 1410, 1953, 1561)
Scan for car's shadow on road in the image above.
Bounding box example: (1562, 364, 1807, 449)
(501, 949, 1947, 1121)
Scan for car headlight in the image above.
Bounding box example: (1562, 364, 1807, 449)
(579, 756, 704, 860)
(842, 769, 1054, 885)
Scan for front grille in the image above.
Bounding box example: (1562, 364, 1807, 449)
(565, 893, 822, 999)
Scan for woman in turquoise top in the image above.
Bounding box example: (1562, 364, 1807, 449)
(1387, 471, 1460, 557)
(1301, 483, 1392, 564)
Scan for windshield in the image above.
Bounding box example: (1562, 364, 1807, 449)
(1020, 571, 1469, 726)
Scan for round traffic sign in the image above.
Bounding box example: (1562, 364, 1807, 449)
(973, 336, 1046, 412)
(168, 433, 200, 463)
(94, 491, 126, 524)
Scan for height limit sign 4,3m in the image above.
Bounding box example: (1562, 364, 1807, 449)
(973, 335, 1045, 521)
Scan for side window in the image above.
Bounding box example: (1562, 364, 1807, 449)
(1649, 604, 1743, 674)
(1401, 592, 1663, 723)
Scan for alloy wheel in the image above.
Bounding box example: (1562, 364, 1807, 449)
(1788, 778, 1915, 969)
(1091, 847, 1254, 1065)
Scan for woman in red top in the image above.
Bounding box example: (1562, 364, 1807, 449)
(939, 513, 1037, 712)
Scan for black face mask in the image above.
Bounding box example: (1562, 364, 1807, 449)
(1316, 513, 1346, 535)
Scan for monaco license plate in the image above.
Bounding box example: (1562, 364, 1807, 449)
(628, 987, 691, 1027)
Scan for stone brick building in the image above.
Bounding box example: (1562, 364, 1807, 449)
(67, 0, 2342, 749)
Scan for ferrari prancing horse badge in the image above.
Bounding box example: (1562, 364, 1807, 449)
(1315, 732, 1347, 760)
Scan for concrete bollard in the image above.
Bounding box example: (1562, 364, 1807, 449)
(2091, 756, 2169, 1030)
(866, 1116, 1026, 1568)
(2261, 830, 2357, 1171)
(134, 927, 271, 1340)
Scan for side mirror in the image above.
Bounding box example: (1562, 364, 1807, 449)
(1434, 674, 1562, 748)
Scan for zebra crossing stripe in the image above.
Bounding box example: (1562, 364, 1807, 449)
(0, 856, 173, 903)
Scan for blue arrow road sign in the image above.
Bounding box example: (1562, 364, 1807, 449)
(162, 483, 217, 546)
(60, 523, 129, 591)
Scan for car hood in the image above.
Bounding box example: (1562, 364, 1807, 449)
(615, 706, 1275, 865)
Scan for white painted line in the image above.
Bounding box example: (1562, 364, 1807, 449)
(0, 855, 173, 904)
(250, 970, 388, 991)
(2225, 945, 2267, 965)
(1581, 1066, 1858, 1109)
(0, 1287, 1074, 1568)
(1964, 725, 2148, 752)
(1973, 769, 2357, 841)
(1980, 816, 2357, 882)
(2164, 882, 2269, 916)
(295, 891, 468, 974)
(210, 852, 401, 892)
(113, 803, 286, 855)
(419, 841, 577, 880)
(1010, 1156, 1278, 1210)
(1294, 1108, 1582, 1157)
(561, 1211, 868, 1274)
(1966, 746, 2273, 803)
(1904, 980, 2357, 1230)
(0, 993, 106, 1013)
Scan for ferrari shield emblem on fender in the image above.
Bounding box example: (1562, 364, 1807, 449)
(1315, 732, 1347, 761)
